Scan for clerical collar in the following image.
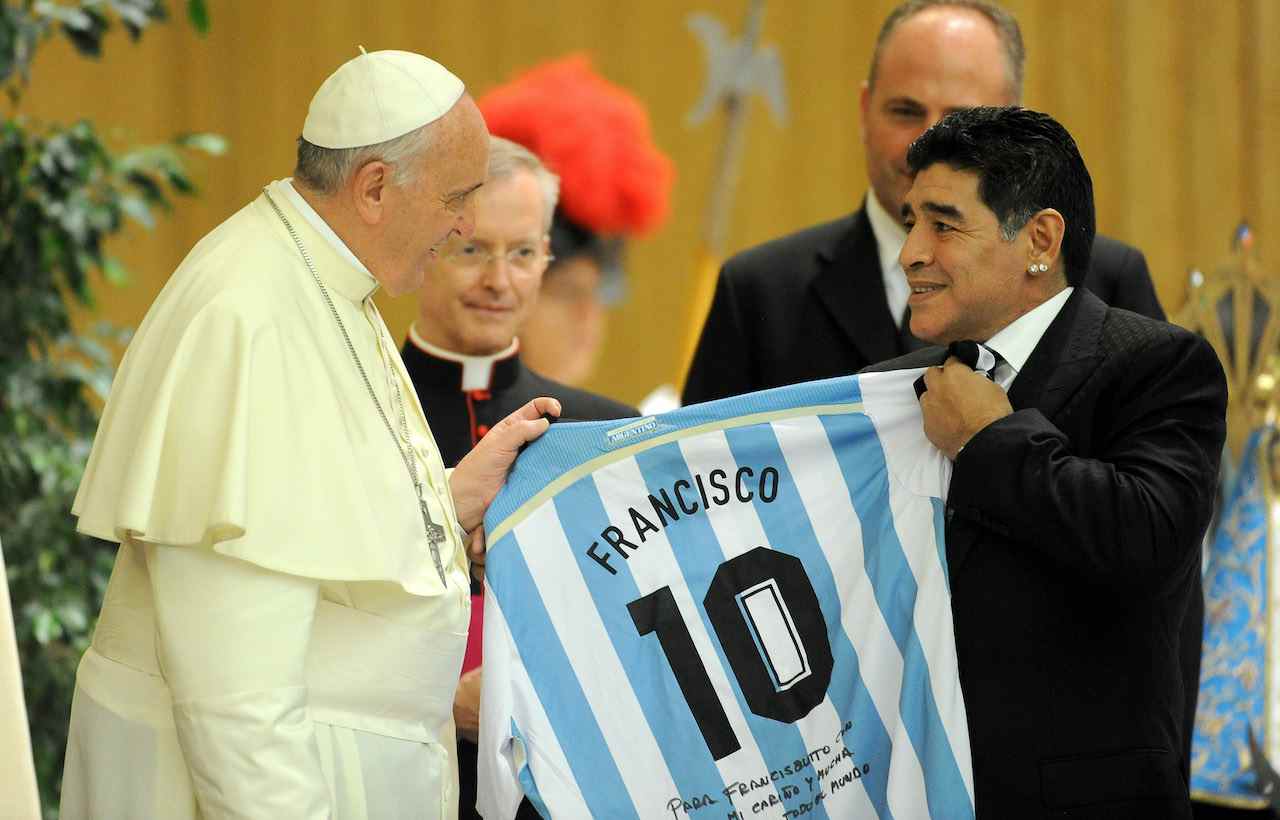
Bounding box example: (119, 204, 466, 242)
(278, 179, 379, 303)
(865, 191, 910, 328)
(985, 286, 1074, 384)
(407, 323, 521, 392)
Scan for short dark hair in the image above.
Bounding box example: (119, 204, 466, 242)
(869, 0, 1025, 101)
(906, 106, 1096, 286)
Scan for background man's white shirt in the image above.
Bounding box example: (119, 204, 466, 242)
(865, 190, 910, 329)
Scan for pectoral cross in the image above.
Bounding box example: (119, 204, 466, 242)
(420, 499, 449, 584)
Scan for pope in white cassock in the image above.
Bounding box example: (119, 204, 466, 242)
(58, 50, 559, 819)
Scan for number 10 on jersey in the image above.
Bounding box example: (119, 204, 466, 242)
(627, 546, 835, 760)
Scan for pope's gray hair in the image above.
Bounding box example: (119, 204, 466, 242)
(486, 136, 560, 231)
(293, 122, 435, 195)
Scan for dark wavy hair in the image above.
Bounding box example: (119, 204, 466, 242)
(906, 106, 1096, 286)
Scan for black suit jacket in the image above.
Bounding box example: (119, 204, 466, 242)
(865, 289, 1226, 818)
(683, 205, 1165, 405)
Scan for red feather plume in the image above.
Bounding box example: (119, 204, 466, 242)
(478, 55, 674, 237)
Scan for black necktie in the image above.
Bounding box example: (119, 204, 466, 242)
(899, 306, 929, 353)
(914, 341, 1002, 399)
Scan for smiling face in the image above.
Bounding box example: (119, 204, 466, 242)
(414, 167, 551, 355)
(860, 7, 1015, 221)
(377, 96, 490, 297)
(899, 163, 1036, 344)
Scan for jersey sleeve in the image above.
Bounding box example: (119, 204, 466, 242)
(477, 585, 531, 820)
(858, 369, 952, 500)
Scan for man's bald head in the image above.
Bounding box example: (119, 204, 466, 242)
(868, 0, 1025, 102)
(859, 0, 1025, 222)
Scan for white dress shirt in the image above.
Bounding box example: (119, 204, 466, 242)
(865, 190, 911, 328)
(984, 287, 1075, 389)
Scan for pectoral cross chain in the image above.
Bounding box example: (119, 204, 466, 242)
(420, 499, 448, 581)
(262, 188, 453, 587)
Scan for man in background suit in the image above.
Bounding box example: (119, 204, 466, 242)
(866, 106, 1225, 817)
(683, 0, 1163, 405)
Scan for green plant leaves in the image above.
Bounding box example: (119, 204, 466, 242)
(186, 0, 208, 35)
(100, 255, 127, 285)
(0, 4, 221, 815)
(47, 4, 109, 58)
(176, 131, 227, 155)
(3, 1, 194, 97)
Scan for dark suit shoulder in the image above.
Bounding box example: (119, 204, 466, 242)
(1091, 233, 1140, 264)
(1099, 303, 1200, 358)
(1095, 306, 1226, 408)
(520, 369, 637, 422)
(683, 208, 879, 404)
(1086, 234, 1164, 320)
(721, 213, 858, 286)
(1089, 234, 1146, 294)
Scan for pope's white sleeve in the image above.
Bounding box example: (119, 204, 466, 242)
(145, 543, 330, 820)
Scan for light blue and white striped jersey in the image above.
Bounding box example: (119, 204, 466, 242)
(478, 372, 973, 820)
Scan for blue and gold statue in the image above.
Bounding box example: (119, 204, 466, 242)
(1184, 225, 1280, 813)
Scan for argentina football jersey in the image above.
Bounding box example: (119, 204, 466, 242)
(478, 372, 973, 819)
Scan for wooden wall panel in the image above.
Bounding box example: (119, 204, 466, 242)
(1186, 0, 1246, 291)
(17, 0, 1277, 405)
(1116, 0, 1190, 306)
(1253, 0, 1280, 271)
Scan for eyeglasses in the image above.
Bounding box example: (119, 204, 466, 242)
(444, 241, 554, 272)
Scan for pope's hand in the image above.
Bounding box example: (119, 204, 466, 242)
(453, 666, 482, 744)
(919, 356, 1012, 459)
(450, 396, 561, 540)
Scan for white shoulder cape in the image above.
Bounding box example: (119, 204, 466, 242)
(72, 180, 459, 596)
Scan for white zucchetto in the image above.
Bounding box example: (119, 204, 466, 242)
(302, 48, 465, 149)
